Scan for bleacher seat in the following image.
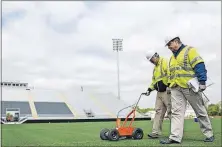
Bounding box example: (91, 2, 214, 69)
(34, 102, 74, 117)
(1, 101, 32, 117)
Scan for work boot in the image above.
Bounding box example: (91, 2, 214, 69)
(147, 133, 160, 139)
(160, 138, 180, 144)
(204, 136, 214, 142)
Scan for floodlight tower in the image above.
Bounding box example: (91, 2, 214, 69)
(112, 39, 123, 100)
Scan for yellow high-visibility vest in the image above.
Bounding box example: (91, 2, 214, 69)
(149, 57, 168, 90)
(168, 45, 204, 88)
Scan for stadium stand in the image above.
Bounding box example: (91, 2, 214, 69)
(62, 90, 115, 119)
(1, 82, 150, 124)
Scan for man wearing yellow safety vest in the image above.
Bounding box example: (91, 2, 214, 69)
(160, 36, 214, 144)
(145, 52, 171, 139)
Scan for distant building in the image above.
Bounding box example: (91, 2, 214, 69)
(185, 109, 196, 118)
(185, 103, 196, 118)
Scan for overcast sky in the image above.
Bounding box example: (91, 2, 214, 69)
(2, 1, 221, 108)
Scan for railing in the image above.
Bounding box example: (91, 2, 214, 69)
(37, 114, 74, 117)
(18, 115, 29, 124)
(1, 115, 30, 124)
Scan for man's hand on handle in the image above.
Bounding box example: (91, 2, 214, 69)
(142, 88, 152, 96)
(145, 91, 151, 96)
(199, 84, 206, 92)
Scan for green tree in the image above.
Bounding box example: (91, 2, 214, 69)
(217, 101, 222, 116)
(207, 104, 219, 116)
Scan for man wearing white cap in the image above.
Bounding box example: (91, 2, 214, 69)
(160, 36, 214, 144)
(145, 52, 171, 139)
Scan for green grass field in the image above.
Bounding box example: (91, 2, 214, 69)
(2, 118, 221, 146)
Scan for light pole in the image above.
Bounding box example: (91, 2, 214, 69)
(112, 39, 123, 100)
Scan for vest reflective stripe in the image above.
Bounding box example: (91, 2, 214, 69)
(156, 73, 167, 80)
(184, 46, 193, 69)
(153, 58, 164, 80)
(159, 58, 164, 76)
(169, 74, 195, 80)
(169, 66, 193, 72)
(190, 56, 203, 66)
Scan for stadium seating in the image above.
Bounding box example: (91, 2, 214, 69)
(1, 85, 146, 120)
(34, 102, 74, 117)
(1, 101, 32, 117)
